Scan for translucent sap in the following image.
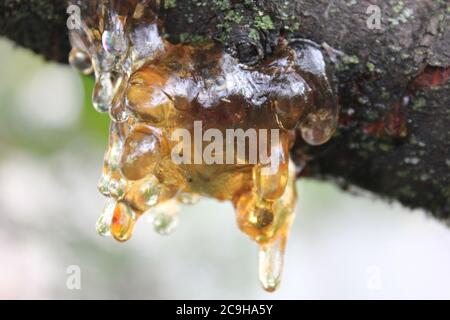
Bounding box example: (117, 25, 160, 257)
(68, 0, 338, 292)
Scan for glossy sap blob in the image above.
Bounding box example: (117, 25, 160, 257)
(68, 0, 338, 292)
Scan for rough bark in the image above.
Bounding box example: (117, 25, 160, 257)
(1, 0, 449, 221)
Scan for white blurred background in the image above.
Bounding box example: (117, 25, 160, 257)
(0, 38, 449, 300)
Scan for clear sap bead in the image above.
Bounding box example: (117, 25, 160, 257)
(153, 212, 179, 236)
(102, 10, 129, 56)
(69, 48, 93, 75)
(108, 177, 128, 200)
(150, 200, 180, 235)
(107, 139, 123, 171)
(97, 172, 112, 197)
(140, 177, 161, 207)
(93, 73, 114, 113)
(96, 199, 116, 237)
(300, 108, 338, 146)
(109, 80, 130, 123)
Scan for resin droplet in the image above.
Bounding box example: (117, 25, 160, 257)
(300, 108, 338, 146)
(97, 172, 112, 197)
(259, 236, 286, 292)
(253, 143, 289, 202)
(106, 129, 125, 171)
(139, 175, 161, 207)
(120, 124, 162, 180)
(111, 202, 137, 242)
(150, 199, 180, 235)
(93, 71, 127, 114)
(108, 177, 128, 200)
(93, 73, 115, 113)
(177, 192, 201, 205)
(109, 80, 130, 123)
(272, 94, 309, 130)
(96, 199, 116, 237)
(126, 70, 169, 123)
(69, 48, 93, 75)
(102, 30, 129, 56)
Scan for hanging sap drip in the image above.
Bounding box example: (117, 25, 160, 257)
(259, 237, 285, 292)
(111, 201, 137, 242)
(149, 199, 180, 236)
(96, 199, 116, 237)
(69, 48, 93, 75)
(67, 0, 339, 292)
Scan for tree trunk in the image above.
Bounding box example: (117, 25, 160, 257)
(1, 0, 449, 220)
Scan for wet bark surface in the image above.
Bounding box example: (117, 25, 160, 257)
(1, 0, 449, 221)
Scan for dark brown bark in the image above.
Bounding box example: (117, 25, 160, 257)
(1, 0, 449, 220)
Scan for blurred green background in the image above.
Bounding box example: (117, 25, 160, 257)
(1, 38, 450, 299)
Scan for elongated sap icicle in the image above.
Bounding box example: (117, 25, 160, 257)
(259, 236, 285, 292)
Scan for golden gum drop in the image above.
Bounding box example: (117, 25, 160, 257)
(68, 0, 339, 292)
(111, 202, 137, 242)
(272, 90, 311, 130)
(254, 161, 289, 202)
(124, 174, 161, 212)
(120, 124, 163, 181)
(235, 192, 262, 241)
(126, 69, 169, 123)
(236, 160, 297, 246)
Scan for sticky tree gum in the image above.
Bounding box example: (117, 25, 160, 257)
(68, 0, 338, 292)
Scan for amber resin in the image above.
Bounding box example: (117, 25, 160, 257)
(68, 0, 338, 292)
